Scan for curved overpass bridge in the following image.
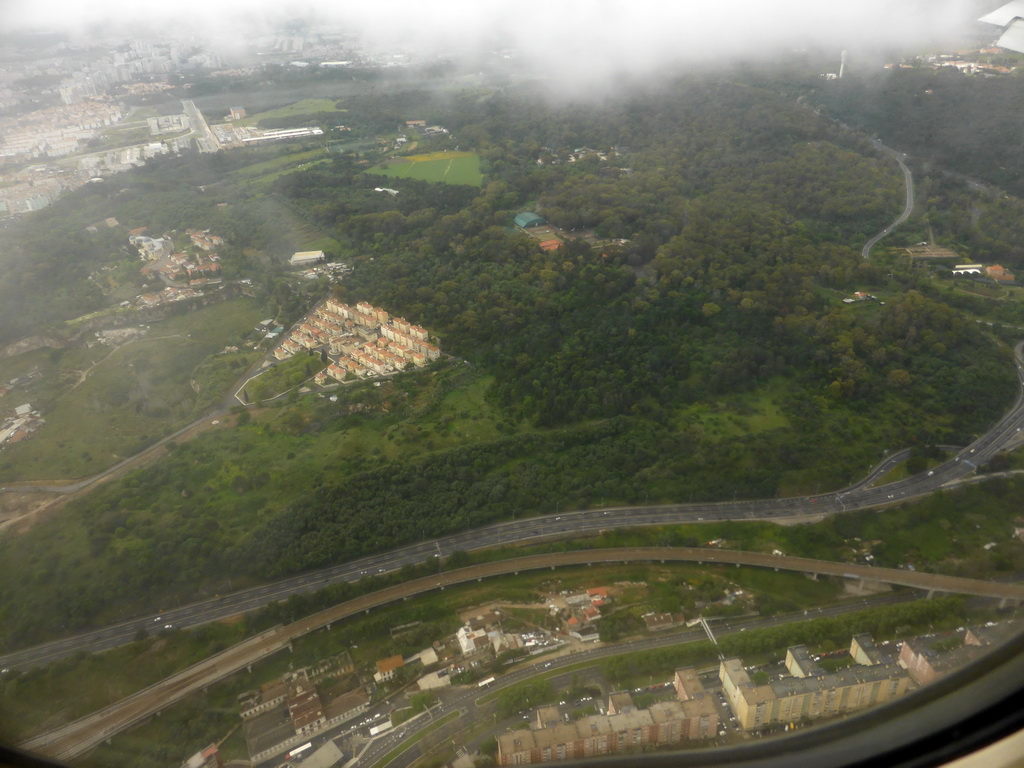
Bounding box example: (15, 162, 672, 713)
(22, 547, 1024, 762)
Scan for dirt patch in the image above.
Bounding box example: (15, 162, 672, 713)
(0, 490, 70, 535)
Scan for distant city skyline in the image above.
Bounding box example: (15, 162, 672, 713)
(5, 0, 985, 89)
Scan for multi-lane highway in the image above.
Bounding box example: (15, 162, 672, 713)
(4, 338, 1024, 675)
(181, 99, 221, 153)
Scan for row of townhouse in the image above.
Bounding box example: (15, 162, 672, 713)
(274, 300, 439, 374)
(498, 689, 717, 765)
(323, 299, 431, 344)
(380, 323, 439, 358)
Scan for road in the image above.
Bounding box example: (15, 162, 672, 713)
(862, 140, 914, 259)
(351, 592, 921, 768)
(181, 99, 220, 153)
(4, 333, 1024, 674)
(17, 547, 1024, 761)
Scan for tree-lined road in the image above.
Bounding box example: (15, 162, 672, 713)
(862, 140, 913, 259)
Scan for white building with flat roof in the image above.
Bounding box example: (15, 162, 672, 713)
(289, 250, 324, 266)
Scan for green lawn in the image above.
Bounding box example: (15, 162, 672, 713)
(300, 236, 341, 254)
(245, 354, 324, 401)
(226, 148, 327, 181)
(232, 99, 346, 128)
(678, 380, 791, 439)
(367, 151, 484, 186)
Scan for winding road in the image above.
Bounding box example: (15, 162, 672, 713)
(862, 140, 914, 259)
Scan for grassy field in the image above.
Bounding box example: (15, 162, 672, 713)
(301, 235, 342, 254)
(367, 151, 484, 186)
(0, 298, 265, 481)
(226, 147, 327, 182)
(233, 98, 346, 128)
(245, 354, 324, 401)
(678, 378, 791, 439)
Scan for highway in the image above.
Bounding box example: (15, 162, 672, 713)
(4, 336, 1024, 675)
(181, 99, 221, 153)
(22, 548, 1012, 762)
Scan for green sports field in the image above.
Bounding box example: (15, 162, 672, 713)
(367, 151, 484, 186)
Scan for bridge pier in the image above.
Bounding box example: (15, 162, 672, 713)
(927, 590, 934, 599)
(247, 664, 252, 674)
(288, 642, 293, 653)
(807, 572, 819, 581)
(1000, 597, 1020, 609)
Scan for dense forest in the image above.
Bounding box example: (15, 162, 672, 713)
(810, 66, 1024, 196)
(1, 69, 1023, 647)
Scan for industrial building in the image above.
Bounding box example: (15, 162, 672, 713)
(289, 250, 325, 266)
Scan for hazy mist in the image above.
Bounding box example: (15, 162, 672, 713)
(7, 0, 987, 80)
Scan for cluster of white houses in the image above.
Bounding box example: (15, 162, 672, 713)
(273, 299, 441, 382)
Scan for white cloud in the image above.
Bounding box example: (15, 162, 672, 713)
(7, 0, 980, 86)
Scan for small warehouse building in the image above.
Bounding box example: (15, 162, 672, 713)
(290, 250, 325, 267)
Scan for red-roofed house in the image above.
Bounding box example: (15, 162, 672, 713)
(375, 655, 405, 682)
(987, 264, 1016, 282)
